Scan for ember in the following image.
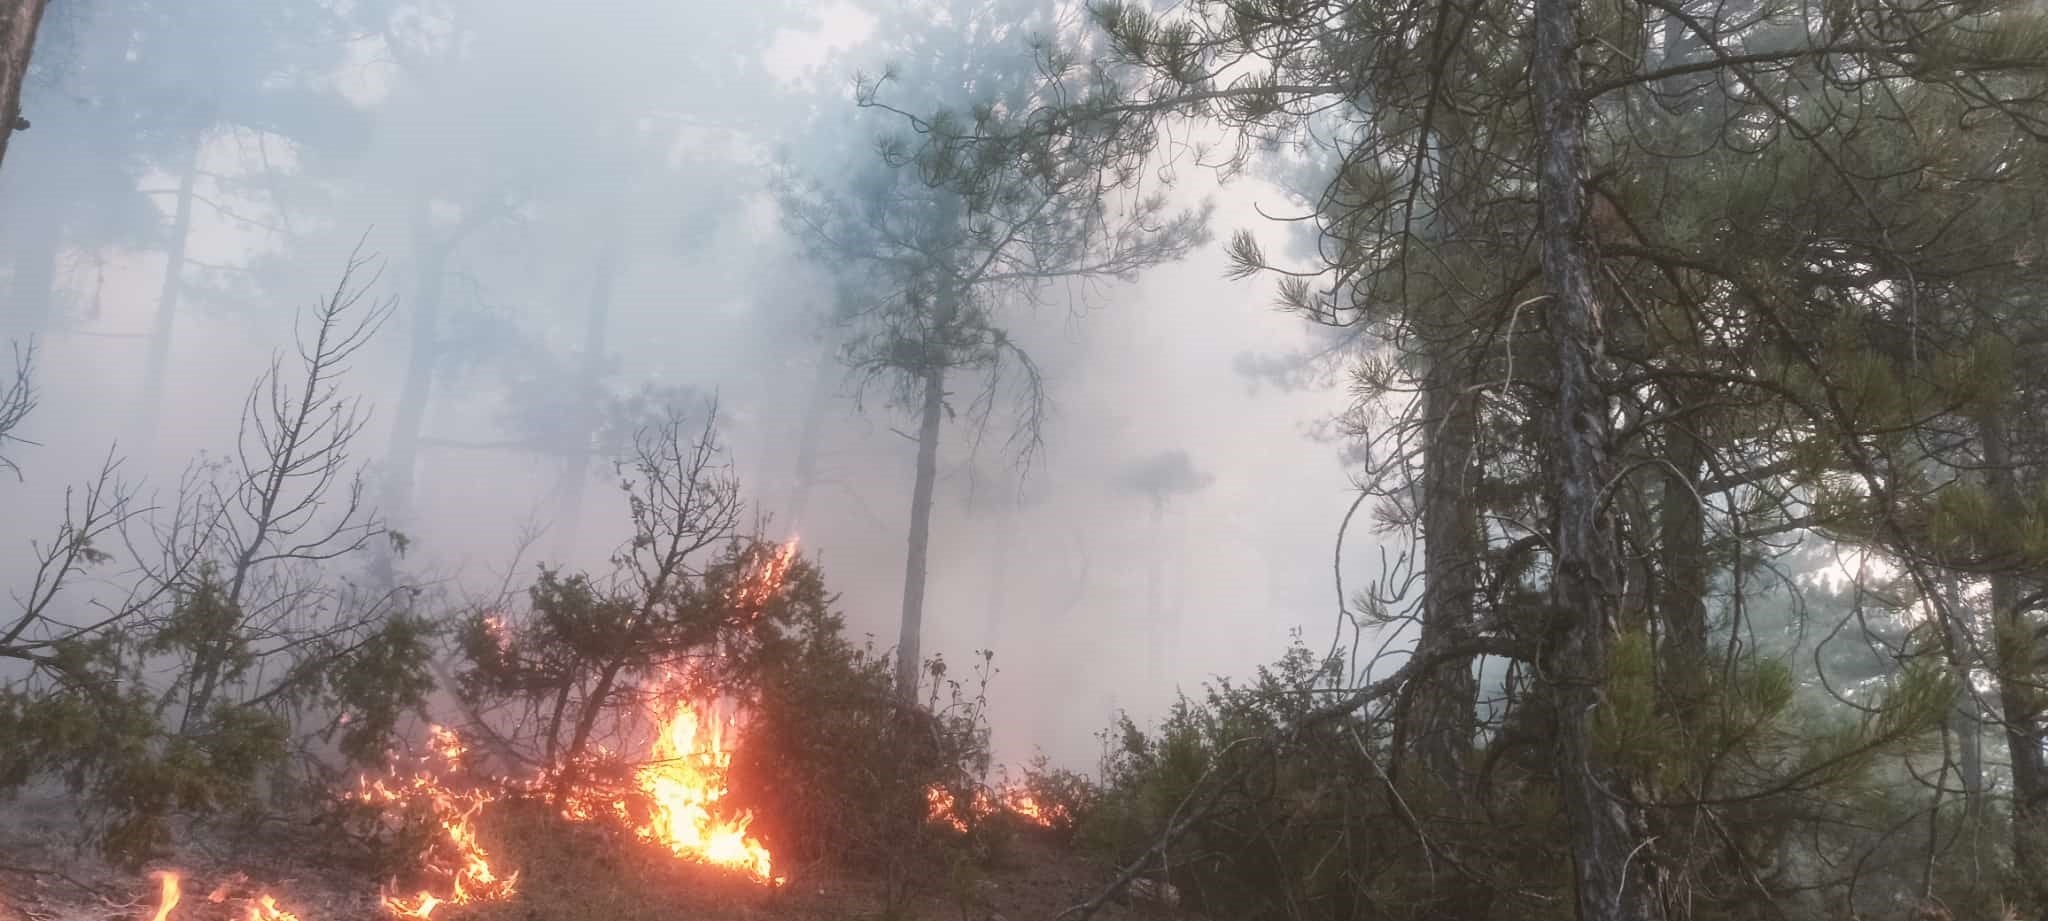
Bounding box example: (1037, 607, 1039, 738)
(355, 726, 519, 918)
(140, 872, 305, 921)
(926, 781, 1064, 832)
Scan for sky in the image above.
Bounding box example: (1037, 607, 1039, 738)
(0, 0, 1386, 771)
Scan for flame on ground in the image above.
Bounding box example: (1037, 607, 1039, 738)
(355, 725, 519, 918)
(558, 688, 781, 884)
(142, 872, 303, 921)
(544, 541, 795, 885)
(147, 871, 180, 921)
(135, 539, 802, 920)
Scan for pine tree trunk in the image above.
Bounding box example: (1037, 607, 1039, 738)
(1980, 410, 2048, 912)
(1533, 0, 1665, 913)
(894, 363, 945, 702)
(1411, 352, 1492, 921)
(550, 225, 621, 563)
(133, 135, 202, 456)
(1937, 576, 1986, 820)
(1412, 358, 1481, 782)
(379, 221, 448, 551)
(1659, 384, 1709, 692)
(0, 0, 48, 172)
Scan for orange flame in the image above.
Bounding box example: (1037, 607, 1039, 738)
(133, 541, 803, 921)
(545, 541, 793, 884)
(242, 893, 303, 921)
(925, 782, 1062, 831)
(730, 541, 798, 611)
(1004, 790, 1048, 824)
(142, 872, 303, 921)
(556, 691, 780, 883)
(356, 726, 519, 917)
(147, 871, 181, 921)
(924, 785, 997, 832)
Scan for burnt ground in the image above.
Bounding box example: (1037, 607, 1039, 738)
(0, 795, 1188, 921)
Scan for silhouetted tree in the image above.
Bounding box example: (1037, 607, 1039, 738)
(783, 0, 1209, 700)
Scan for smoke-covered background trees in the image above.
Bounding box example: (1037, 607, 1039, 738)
(4, 0, 2048, 919)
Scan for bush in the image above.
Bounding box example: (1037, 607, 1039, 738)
(1076, 639, 1477, 921)
(728, 643, 995, 900)
(1000, 754, 1098, 842)
(0, 253, 435, 867)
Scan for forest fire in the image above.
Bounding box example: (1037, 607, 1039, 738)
(1000, 789, 1063, 827)
(148, 871, 180, 921)
(141, 871, 305, 921)
(354, 726, 519, 918)
(118, 541, 801, 920)
(925, 783, 1060, 832)
(558, 692, 780, 883)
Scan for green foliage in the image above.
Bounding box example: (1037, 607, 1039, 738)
(0, 254, 436, 866)
(728, 644, 994, 875)
(1076, 640, 1462, 921)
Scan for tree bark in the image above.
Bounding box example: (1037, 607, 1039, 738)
(1937, 575, 1986, 820)
(1411, 358, 1482, 783)
(133, 134, 204, 456)
(1980, 410, 2048, 912)
(894, 363, 946, 701)
(0, 0, 49, 172)
(1658, 385, 1709, 695)
(550, 224, 621, 563)
(1533, 0, 1665, 913)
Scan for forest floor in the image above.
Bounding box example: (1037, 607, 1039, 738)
(0, 794, 1179, 921)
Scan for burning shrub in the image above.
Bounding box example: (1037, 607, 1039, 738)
(440, 399, 1002, 894)
(448, 405, 814, 781)
(999, 754, 1097, 840)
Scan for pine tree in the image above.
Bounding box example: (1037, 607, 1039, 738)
(782, 0, 1209, 700)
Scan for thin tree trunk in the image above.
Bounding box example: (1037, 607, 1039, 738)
(1980, 410, 2048, 912)
(1533, 0, 1665, 912)
(551, 224, 621, 563)
(894, 363, 946, 701)
(0, 0, 49, 172)
(133, 134, 203, 456)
